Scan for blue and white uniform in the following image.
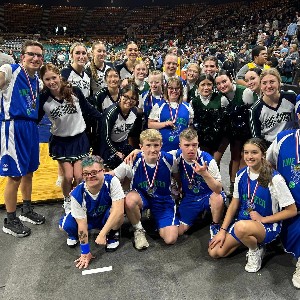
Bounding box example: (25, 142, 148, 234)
(114, 151, 179, 229)
(230, 166, 295, 245)
(142, 91, 163, 129)
(115, 61, 133, 80)
(148, 100, 194, 152)
(267, 129, 300, 258)
(0, 63, 40, 176)
(59, 174, 125, 239)
(173, 149, 224, 226)
(61, 65, 90, 98)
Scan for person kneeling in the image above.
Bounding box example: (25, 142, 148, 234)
(208, 138, 297, 273)
(59, 155, 124, 269)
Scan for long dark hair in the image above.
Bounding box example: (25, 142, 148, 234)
(243, 137, 273, 187)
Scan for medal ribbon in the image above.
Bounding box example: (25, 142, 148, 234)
(247, 176, 259, 206)
(20, 64, 38, 108)
(142, 153, 160, 189)
(168, 101, 179, 125)
(182, 158, 196, 185)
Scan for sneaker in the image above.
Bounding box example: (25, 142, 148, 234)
(292, 258, 300, 289)
(105, 229, 120, 252)
(3, 217, 31, 237)
(67, 237, 79, 248)
(63, 196, 71, 214)
(19, 208, 45, 225)
(245, 246, 265, 273)
(209, 223, 220, 240)
(134, 228, 149, 250)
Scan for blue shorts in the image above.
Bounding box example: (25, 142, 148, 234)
(281, 214, 300, 259)
(137, 190, 179, 230)
(59, 209, 110, 239)
(229, 220, 281, 246)
(0, 120, 39, 176)
(179, 191, 226, 226)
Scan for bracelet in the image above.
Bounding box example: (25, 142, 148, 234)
(80, 243, 90, 255)
(220, 227, 227, 232)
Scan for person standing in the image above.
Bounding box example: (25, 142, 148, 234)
(0, 40, 45, 237)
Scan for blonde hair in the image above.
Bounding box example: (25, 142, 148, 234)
(179, 128, 198, 142)
(187, 63, 200, 73)
(140, 129, 162, 144)
(90, 41, 106, 81)
(260, 68, 281, 84)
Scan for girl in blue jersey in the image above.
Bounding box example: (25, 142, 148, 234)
(148, 77, 194, 152)
(39, 64, 101, 216)
(209, 138, 297, 273)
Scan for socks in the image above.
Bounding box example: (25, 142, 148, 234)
(22, 200, 32, 213)
(7, 211, 17, 221)
(133, 221, 143, 231)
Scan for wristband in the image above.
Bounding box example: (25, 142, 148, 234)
(80, 243, 90, 254)
(220, 227, 227, 232)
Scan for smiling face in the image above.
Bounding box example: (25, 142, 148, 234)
(186, 65, 199, 83)
(134, 62, 147, 81)
(105, 69, 120, 88)
(245, 71, 260, 93)
(198, 78, 213, 97)
(202, 60, 218, 76)
(92, 43, 106, 66)
(167, 81, 181, 102)
(215, 74, 233, 94)
(149, 74, 163, 95)
(260, 74, 280, 98)
(42, 70, 61, 95)
(164, 54, 178, 77)
(21, 45, 43, 76)
(126, 43, 139, 62)
(179, 137, 198, 162)
(82, 162, 104, 192)
(71, 45, 88, 68)
(119, 90, 137, 112)
(243, 143, 263, 172)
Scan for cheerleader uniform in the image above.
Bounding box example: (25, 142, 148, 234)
(249, 91, 297, 147)
(267, 129, 300, 258)
(115, 60, 133, 80)
(38, 87, 101, 162)
(230, 167, 295, 245)
(100, 103, 138, 169)
(148, 100, 194, 152)
(0, 63, 40, 176)
(114, 151, 179, 229)
(94, 87, 121, 113)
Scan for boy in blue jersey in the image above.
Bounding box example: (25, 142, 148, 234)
(59, 156, 125, 269)
(266, 100, 300, 288)
(0, 40, 45, 238)
(172, 128, 225, 239)
(112, 129, 179, 250)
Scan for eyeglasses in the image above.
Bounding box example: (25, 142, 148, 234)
(167, 87, 180, 91)
(24, 52, 43, 58)
(82, 169, 103, 177)
(122, 94, 137, 103)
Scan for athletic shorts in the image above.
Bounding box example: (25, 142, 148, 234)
(179, 191, 226, 226)
(0, 120, 39, 176)
(228, 220, 281, 246)
(137, 190, 179, 230)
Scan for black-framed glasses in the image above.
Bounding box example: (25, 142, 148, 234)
(122, 94, 137, 103)
(167, 87, 180, 91)
(24, 52, 43, 58)
(82, 169, 103, 177)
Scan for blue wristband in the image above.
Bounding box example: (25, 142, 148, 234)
(80, 243, 90, 254)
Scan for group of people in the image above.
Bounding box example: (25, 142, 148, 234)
(0, 39, 300, 289)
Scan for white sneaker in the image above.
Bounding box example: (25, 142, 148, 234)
(63, 196, 71, 214)
(134, 229, 149, 250)
(67, 238, 78, 248)
(292, 258, 300, 288)
(245, 246, 265, 273)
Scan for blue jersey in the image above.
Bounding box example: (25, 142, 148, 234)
(156, 100, 191, 152)
(236, 167, 278, 221)
(176, 149, 217, 197)
(71, 174, 113, 220)
(0, 64, 39, 121)
(275, 129, 300, 209)
(131, 151, 175, 199)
